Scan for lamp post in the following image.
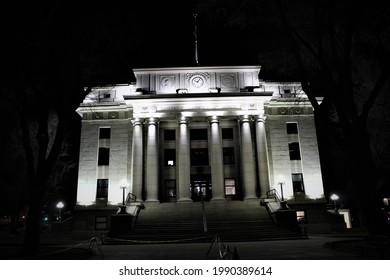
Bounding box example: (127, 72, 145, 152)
(56, 201, 64, 222)
(119, 180, 129, 214)
(120, 186, 127, 206)
(278, 182, 285, 201)
(330, 194, 339, 211)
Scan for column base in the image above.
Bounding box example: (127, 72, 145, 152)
(244, 196, 259, 200)
(211, 197, 226, 202)
(145, 199, 160, 203)
(177, 198, 193, 203)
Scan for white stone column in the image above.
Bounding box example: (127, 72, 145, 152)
(130, 118, 143, 201)
(240, 116, 258, 199)
(255, 115, 270, 198)
(177, 117, 192, 202)
(209, 116, 225, 201)
(145, 118, 159, 202)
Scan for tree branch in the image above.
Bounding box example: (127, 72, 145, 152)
(274, 0, 320, 111)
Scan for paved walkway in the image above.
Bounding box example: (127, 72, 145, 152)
(0, 228, 383, 260)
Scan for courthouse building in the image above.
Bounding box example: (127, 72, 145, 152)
(75, 65, 325, 230)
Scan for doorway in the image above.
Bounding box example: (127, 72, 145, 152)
(191, 175, 212, 202)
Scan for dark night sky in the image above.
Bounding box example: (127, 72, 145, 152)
(0, 1, 279, 85)
(81, 0, 262, 69)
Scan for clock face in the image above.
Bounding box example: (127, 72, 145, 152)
(190, 75, 205, 88)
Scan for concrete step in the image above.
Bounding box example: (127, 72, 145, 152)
(104, 200, 304, 244)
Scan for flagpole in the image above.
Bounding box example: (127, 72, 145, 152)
(193, 13, 199, 66)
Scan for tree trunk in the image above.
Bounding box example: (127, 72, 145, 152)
(21, 108, 68, 257)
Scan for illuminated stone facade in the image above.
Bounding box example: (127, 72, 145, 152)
(75, 66, 324, 221)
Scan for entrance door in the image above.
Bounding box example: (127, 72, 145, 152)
(191, 175, 212, 202)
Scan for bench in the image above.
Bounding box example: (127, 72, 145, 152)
(361, 235, 390, 259)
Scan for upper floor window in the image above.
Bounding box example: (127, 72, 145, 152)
(286, 123, 298, 134)
(191, 148, 209, 166)
(98, 147, 110, 165)
(99, 127, 111, 139)
(164, 129, 176, 141)
(190, 129, 208, 141)
(222, 128, 234, 139)
(164, 149, 176, 166)
(223, 147, 235, 165)
(288, 142, 301, 160)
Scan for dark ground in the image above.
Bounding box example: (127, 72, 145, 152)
(0, 226, 388, 260)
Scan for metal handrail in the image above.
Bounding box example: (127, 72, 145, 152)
(266, 189, 282, 202)
(126, 193, 137, 203)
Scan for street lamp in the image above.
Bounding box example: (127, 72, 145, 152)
(119, 180, 129, 214)
(278, 181, 285, 201)
(56, 201, 64, 222)
(330, 194, 339, 211)
(120, 180, 129, 205)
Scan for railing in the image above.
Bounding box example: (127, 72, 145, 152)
(266, 189, 282, 203)
(126, 193, 137, 204)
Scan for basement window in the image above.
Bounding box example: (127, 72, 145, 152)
(95, 216, 107, 230)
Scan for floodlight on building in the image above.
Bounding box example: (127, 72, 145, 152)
(209, 88, 221, 93)
(176, 88, 188, 94)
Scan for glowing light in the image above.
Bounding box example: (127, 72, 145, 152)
(330, 194, 339, 201)
(330, 193, 339, 211)
(56, 202, 64, 209)
(56, 201, 64, 222)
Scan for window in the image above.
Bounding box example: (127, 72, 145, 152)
(191, 148, 209, 166)
(99, 127, 111, 139)
(288, 142, 301, 160)
(292, 173, 304, 193)
(225, 178, 236, 196)
(286, 123, 298, 134)
(296, 211, 307, 224)
(164, 149, 176, 166)
(98, 147, 110, 165)
(222, 128, 234, 139)
(95, 216, 107, 230)
(190, 129, 208, 140)
(96, 179, 109, 200)
(164, 129, 176, 141)
(165, 180, 176, 198)
(223, 147, 235, 165)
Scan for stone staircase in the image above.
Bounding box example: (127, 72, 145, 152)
(104, 200, 304, 244)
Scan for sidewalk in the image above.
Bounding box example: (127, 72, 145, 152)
(0, 228, 380, 260)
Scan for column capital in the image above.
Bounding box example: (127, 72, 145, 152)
(254, 115, 267, 123)
(208, 116, 220, 124)
(131, 118, 144, 126)
(178, 116, 190, 125)
(145, 117, 159, 125)
(239, 115, 253, 123)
